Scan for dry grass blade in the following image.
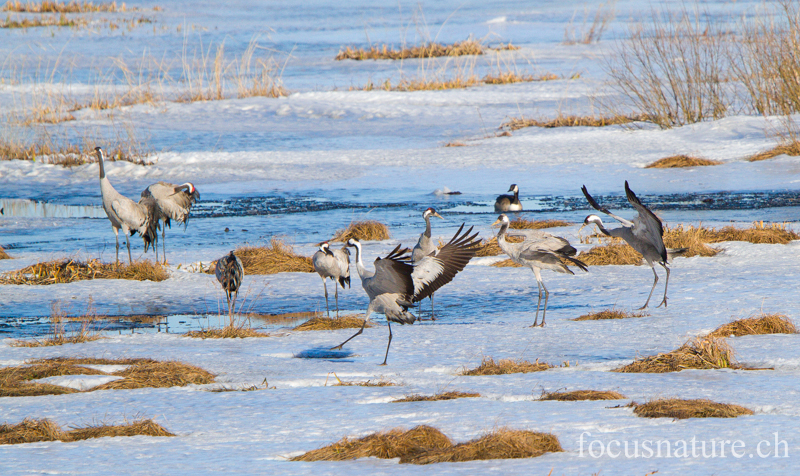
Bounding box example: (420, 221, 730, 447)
(710, 221, 799, 244)
(335, 40, 484, 61)
(331, 220, 390, 242)
(293, 315, 372, 331)
(291, 425, 453, 462)
(401, 428, 563, 464)
(0, 245, 10, 259)
(633, 399, 753, 419)
(0, 259, 168, 285)
(392, 391, 480, 403)
(95, 360, 215, 390)
(184, 326, 270, 339)
(509, 218, 570, 229)
(645, 155, 722, 168)
(0, 418, 66, 445)
(66, 419, 174, 441)
(577, 243, 642, 266)
(333, 378, 396, 387)
(706, 314, 797, 339)
(10, 335, 104, 347)
(1, 1, 140, 13)
(461, 357, 553, 376)
(502, 114, 646, 131)
(747, 141, 800, 162)
(614, 337, 747, 373)
(572, 309, 649, 321)
(540, 390, 625, 401)
(234, 238, 313, 275)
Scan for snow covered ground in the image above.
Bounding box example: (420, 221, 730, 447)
(2, 0, 800, 474)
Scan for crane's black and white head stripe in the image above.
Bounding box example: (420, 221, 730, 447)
(584, 214, 603, 226)
(423, 207, 444, 220)
(491, 214, 510, 227)
(319, 241, 334, 256)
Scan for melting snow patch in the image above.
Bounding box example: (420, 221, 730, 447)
(30, 375, 125, 391)
(81, 364, 130, 373)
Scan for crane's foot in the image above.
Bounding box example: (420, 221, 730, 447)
(528, 322, 545, 328)
(378, 362, 387, 366)
(657, 298, 667, 308)
(637, 304, 649, 311)
(329, 344, 344, 351)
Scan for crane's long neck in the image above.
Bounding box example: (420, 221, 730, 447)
(594, 219, 612, 237)
(496, 222, 510, 252)
(423, 214, 432, 238)
(353, 243, 367, 279)
(98, 151, 105, 179)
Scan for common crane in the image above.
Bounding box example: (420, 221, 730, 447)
(141, 181, 200, 264)
(492, 213, 588, 327)
(411, 207, 443, 320)
(495, 184, 522, 212)
(312, 241, 350, 318)
(331, 224, 479, 365)
(215, 251, 244, 319)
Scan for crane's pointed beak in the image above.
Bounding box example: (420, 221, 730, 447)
(491, 218, 501, 228)
(433, 212, 444, 220)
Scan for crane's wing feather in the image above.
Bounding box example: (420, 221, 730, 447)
(625, 181, 667, 262)
(367, 245, 414, 303)
(581, 185, 634, 227)
(412, 224, 480, 302)
(142, 182, 198, 225)
(111, 198, 148, 230)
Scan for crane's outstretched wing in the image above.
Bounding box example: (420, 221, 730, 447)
(581, 185, 634, 227)
(505, 229, 576, 256)
(624, 181, 667, 263)
(412, 224, 480, 302)
(367, 245, 415, 305)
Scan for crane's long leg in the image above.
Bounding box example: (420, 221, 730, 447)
(539, 280, 550, 327)
(161, 223, 167, 265)
(126, 232, 133, 264)
(230, 291, 238, 326)
(430, 294, 435, 321)
(322, 278, 330, 318)
(331, 307, 371, 350)
(334, 282, 339, 319)
(381, 320, 393, 366)
(113, 227, 120, 266)
(530, 267, 543, 327)
(639, 266, 659, 310)
(657, 264, 670, 308)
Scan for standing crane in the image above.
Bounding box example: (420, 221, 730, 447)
(331, 224, 479, 365)
(581, 181, 672, 309)
(141, 181, 200, 264)
(495, 184, 522, 212)
(411, 207, 444, 320)
(215, 251, 244, 320)
(492, 214, 587, 327)
(95, 147, 158, 265)
(312, 241, 350, 318)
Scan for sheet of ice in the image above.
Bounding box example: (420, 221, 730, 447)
(29, 375, 124, 391)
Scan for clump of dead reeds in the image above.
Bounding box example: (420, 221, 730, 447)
(711, 221, 799, 244)
(491, 258, 522, 268)
(1, 1, 140, 13)
(93, 359, 214, 390)
(577, 243, 642, 266)
(632, 399, 754, 419)
(502, 113, 646, 131)
(293, 315, 371, 331)
(11, 334, 104, 347)
(402, 428, 563, 464)
(482, 72, 559, 84)
(509, 217, 570, 229)
(461, 357, 553, 376)
(0, 259, 168, 285)
(291, 425, 453, 461)
(335, 40, 484, 61)
(663, 224, 720, 257)
(475, 235, 524, 257)
(0, 418, 173, 445)
(392, 391, 480, 403)
(184, 326, 270, 339)
(539, 389, 625, 401)
(706, 314, 797, 339)
(11, 300, 103, 347)
(0, 13, 86, 28)
(747, 141, 800, 162)
(0, 245, 10, 259)
(332, 378, 396, 387)
(572, 309, 649, 321)
(331, 220, 390, 242)
(614, 337, 746, 373)
(645, 155, 722, 168)
(234, 238, 313, 275)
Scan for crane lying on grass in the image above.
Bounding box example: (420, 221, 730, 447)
(312, 241, 350, 318)
(141, 181, 200, 265)
(492, 213, 588, 327)
(411, 207, 444, 320)
(581, 181, 675, 309)
(215, 251, 244, 319)
(331, 224, 479, 365)
(495, 184, 522, 212)
(95, 147, 158, 265)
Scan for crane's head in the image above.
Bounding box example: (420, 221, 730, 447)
(423, 207, 444, 220)
(508, 184, 518, 193)
(346, 238, 361, 248)
(491, 214, 510, 228)
(580, 214, 605, 234)
(318, 241, 334, 256)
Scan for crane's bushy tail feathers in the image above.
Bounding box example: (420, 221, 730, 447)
(387, 309, 416, 325)
(563, 255, 589, 273)
(558, 243, 577, 256)
(666, 247, 688, 261)
(339, 275, 350, 289)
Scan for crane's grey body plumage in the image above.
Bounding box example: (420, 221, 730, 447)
(493, 214, 587, 327)
(331, 224, 479, 365)
(495, 184, 523, 212)
(312, 242, 351, 317)
(582, 181, 671, 309)
(96, 147, 157, 265)
(141, 181, 200, 264)
(215, 251, 244, 318)
(411, 208, 444, 320)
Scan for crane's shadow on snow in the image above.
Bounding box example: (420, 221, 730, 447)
(294, 347, 355, 361)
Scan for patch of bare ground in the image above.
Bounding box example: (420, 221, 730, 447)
(539, 390, 625, 401)
(293, 315, 371, 331)
(0, 259, 168, 285)
(706, 314, 797, 339)
(335, 40, 485, 61)
(401, 428, 563, 464)
(614, 337, 759, 373)
(572, 309, 649, 321)
(184, 325, 270, 339)
(460, 357, 553, 376)
(331, 220, 390, 242)
(645, 155, 722, 168)
(0, 418, 173, 445)
(746, 141, 800, 162)
(632, 399, 753, 419)
(291, 425, 453, 461)
(392, 391, 480, 403)
(233, 238, 313, 275)
(502, 113, 646, 131)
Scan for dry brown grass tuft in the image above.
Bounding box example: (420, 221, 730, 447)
(475, 235, 524, 257)
(491, 258, 522, 268)
(572, 309, 649, 321)
(10, 334, 104, 347)
(234, 238, 313, 275)
(645, 155, 723, 168)
(291, 425, 453, 462)
(614, 337, 748, 373)
(710, 221, 799, 245)
(706, 314, 797, 339)
(540, 389, 626, 401)
(1, 1, 141, 13)
(293, 315, 372, 331)
(332, 377, 396, 387)
(392, 391, 480, 403)
(461, 357, 553, 376)
(0, 13, 87, 28)
(0, 418, 173, 445)
(482, 72, 559, 84)
(444, 140, 467, 147)
(502, 113, 646, 131)
(578, 242, 642, 266)
(332, 220, 390, 242)
(663, 224, 720, 257)
(633, 399, 754, 419)
(509, 217, 571, 230)
(0, 245, 10, 259)
(402, 428, 563, 464)
(184, 325, 270, 339)
(0, 259, 168, 285)
(335, 40, 484, 61)
(746, 141, 800, 162)
(93, 360, 214, 390)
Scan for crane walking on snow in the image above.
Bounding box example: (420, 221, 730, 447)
(215, 251, 244, 320)
(411, 207, 444, 320)
(312, 241, 350, 318)
(331, 224, 479, 365)
(141, 181, 200, 264)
